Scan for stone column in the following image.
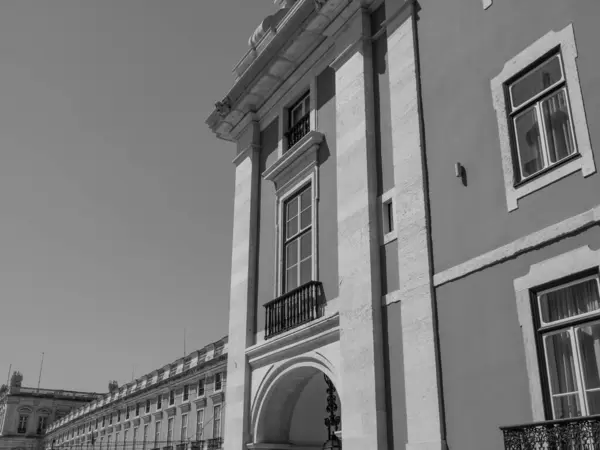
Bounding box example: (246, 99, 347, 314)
(224, 118, 261, 450)
(331, 7, 388, 450)
(387, 6, 446, 450)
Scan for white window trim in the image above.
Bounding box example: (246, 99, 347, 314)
(514, 245, 600, 421)
(379, 188, 397, 245)
(277, 76, 318, 157)
(274, 170, 319, 297)
(195, 409, 204, 440)
(491, 23, 596, 212)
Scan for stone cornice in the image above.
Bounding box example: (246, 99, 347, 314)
(178, 402, 191, 413)
(165, 405, 177, 417)
(247, 312, 340, 369)
(142, 414, 152, 424)
(262, 130, 323, 191)
(209, 392, 225, 405)
(152, 411, 163, 421)
(193, 398, 207, 409)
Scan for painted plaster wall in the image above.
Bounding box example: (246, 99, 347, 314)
(255, 68, 339, 338)
(417, 0, 600, 272)
(436, 225, 600, 450)
(288, 373, 330, 446)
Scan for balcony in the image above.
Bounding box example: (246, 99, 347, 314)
(206, 438, 222, 450)
(501, 414, 600, 449)
(285, 114, 310, 149)
(264, 281, 324, 339)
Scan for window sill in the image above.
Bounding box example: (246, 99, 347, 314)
(262, 130, 323, 192)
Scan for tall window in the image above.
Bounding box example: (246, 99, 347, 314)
(180, 414, 188, 442)
(107, 436, 111, 450)
(166, 418, 174, 446)
(212, 406, 221, 440)
(535, 275, 600, 419)
(115, 433, 119, 450)
(169, 390, 175, 406)
(95, 419, 99, 430)
(195, 410, 204, 440)
(183, 385, 189, 402)
(157, 395, 162, 411)
(145, 400, 151, 414)
(126, 407, 130, 420)
(109, 414, 113, 426)
(37, 416, 48, 434)
(154, 422, 161, 448)
(133, 427, 138, 450)
(135, 403, 140, 417)
(18, 415, 28, 434)
(197, 379, 205, 397)
(214, 374, 222, 392)
(507, 52, 576, 182)
(102, 416, 106, 428)
(100, 437, 104, 450)
(117, 410, 121, 423)
(283, 185, 312, 292)
(124, 430, 128, 448)
(287, 92, 311, 148)
(142, 424, 148, 450)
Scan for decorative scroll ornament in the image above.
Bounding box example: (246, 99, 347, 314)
(215, 97, 232, 118)
(323, 374, 341, 449)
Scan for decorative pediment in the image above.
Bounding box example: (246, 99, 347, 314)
(142, 414, 152, 424)
(262, 130, 323, 192)
(152, 411, 163, 420)
(165, 406, 177, 417)
(210, 391, 225, 405)
(179, 402, 191, 413)
(193, 398, 207, 409)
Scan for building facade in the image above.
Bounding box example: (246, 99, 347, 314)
(43, 338, 228, 450)
(0, 372, 102, 450)
(207, 0, 600, 449)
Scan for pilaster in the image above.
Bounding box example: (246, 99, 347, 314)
(224, 115, 261, 450)
(332, 7, 387, 450)
(386, 7, 446, 450)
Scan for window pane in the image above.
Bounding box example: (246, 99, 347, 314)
(300, 258, 312, 285)
(300, 231, 311, 260)
(286, 216, 298, 238)
(285, 242, 298, 268)
(542, 89, 575, 163)
(300, 187, 311, 209)
(540, 279, 600, 323)
(286, 267, 298, 292)
(577, 323, 600, 391)
(587, 390, 600, 415)
(545, 331, 578, 395)
(286, 198, 299, 220)
(514, 107, 544, 178)
(303, 96, 310, 115)
(553, 394, 581, 419)
(510, 55, 563, 108)
(300, 207, 311, 230)
(291, 105, 302, 126)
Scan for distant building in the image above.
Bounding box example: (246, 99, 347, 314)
(0, 371, 101, 450)
(43, 337, 227, 450)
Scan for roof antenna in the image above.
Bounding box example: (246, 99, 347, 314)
(37, 352, 45, 391)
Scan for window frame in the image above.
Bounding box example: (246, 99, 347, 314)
(154, 421, 161, 448)
(275, 172, 318, 297)
(214, 373, 222, 392)
(157, 395, 162, 411)
(197, 378, 205, 398)
(491, 23, 595, 211)
(183, 385, 189, 402)
(195, 409, 204, 440)
(142, 424, 148, 450)
(514, 245, 600, 421)
(166, 417, 174, 446)
(277, 77, 318, 156)
(212, 405, 221, 440)
(18, 414, 29, 434)
(180, 413, 188, 442)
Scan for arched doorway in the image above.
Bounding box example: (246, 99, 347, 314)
(252, 359, 342, 448)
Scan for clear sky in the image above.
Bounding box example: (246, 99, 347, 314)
(0, 0, 275, 393)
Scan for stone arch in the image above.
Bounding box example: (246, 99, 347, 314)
(250, 352, 340, 446)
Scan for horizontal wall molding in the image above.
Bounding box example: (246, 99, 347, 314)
(433, 204, 600, 287)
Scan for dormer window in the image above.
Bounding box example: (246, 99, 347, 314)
(286, 92, 311, 149)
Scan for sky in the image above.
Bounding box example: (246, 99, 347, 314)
(0, 0, 275, 393)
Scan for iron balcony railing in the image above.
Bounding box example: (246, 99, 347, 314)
(264, 281, 324, 339)
(286, 114, 310, 148)
(501, 414, 600, 449)
(206, 438, 222, 450)
(190, 441, 204, 450)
